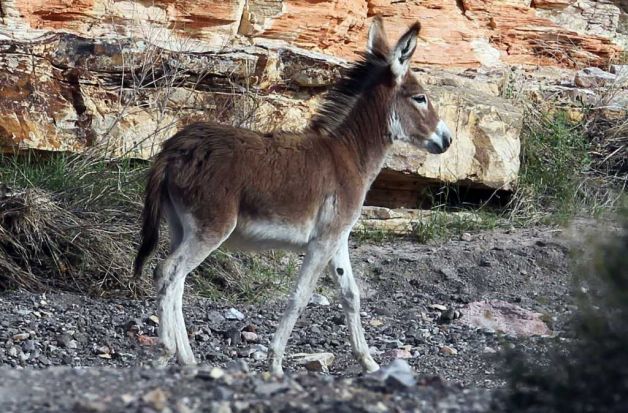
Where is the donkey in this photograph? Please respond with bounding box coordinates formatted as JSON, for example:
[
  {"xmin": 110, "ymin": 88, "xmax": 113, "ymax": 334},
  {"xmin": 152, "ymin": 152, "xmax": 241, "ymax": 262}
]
[{"xmin": 133, "ymin": 16, "xmax": 453, "ymax": 376}]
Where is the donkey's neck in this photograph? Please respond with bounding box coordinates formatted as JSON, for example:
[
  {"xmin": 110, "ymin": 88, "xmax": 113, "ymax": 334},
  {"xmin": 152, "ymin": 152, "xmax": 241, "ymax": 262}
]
[{"xmin": 333, "ymin": 92, "xmax": 393, "ymax": 184}]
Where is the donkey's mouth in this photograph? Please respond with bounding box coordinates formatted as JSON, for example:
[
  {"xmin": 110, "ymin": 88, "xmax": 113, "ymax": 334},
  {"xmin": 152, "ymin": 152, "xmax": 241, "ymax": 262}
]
[{"xmin": 426, "ymin": 120, "xmax": 453, "ymax": 154}]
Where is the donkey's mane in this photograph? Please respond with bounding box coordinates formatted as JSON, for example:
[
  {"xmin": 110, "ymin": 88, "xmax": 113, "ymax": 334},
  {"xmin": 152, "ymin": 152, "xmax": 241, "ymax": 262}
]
[{"xmin": 309, "ymin": 52, "xmax": 390, "ymax": 136}]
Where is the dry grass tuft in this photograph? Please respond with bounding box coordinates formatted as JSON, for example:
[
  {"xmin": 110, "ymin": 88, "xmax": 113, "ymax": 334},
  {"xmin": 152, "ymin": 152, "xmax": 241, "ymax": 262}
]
[{"xmin": 0, "ymin": 185, "xmax": 149, "ymax": 295}]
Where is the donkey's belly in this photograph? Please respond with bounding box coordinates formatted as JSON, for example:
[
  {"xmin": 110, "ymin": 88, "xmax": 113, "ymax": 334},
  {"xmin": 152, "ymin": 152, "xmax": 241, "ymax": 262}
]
[{"xmin": 223, "ymin": 218, "xmax": 312, "ymax": 252}]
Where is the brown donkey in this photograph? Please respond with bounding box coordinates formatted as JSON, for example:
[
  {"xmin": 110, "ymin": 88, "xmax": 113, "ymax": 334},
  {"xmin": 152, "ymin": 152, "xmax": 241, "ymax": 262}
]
[{"xmin": 134, "ymin": 17, "xmax": 453, "ymax": 375}]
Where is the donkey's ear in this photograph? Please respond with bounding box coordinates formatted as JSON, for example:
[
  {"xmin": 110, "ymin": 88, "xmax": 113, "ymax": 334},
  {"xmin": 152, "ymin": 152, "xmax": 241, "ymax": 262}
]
[
  {"xmin": 390, "ymin": 22, "xmax": 420, "ymax": 80},
  {"xmin": 367, "ymin": 15, "xmax": 389, "ymax": 57}
]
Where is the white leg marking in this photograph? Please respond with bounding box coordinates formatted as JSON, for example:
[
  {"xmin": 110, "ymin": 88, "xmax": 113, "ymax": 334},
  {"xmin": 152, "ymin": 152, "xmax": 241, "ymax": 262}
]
[
  {"xmin": 329, "ymin": 239, "xmax": 379, "ymax": 373},
  {"xmin": 155, "ymin": 228, "xmax": 232, "ymax": 367},
  {"xmin": 269, "ymin": 240, "xmax": 338, "ymax": 376}
]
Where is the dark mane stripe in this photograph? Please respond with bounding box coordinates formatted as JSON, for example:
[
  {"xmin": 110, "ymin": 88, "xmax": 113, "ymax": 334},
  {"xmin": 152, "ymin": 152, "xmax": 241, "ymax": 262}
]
[{"xmin": 309, "ymin": 52, "xmax": 389, "ymax": 135}]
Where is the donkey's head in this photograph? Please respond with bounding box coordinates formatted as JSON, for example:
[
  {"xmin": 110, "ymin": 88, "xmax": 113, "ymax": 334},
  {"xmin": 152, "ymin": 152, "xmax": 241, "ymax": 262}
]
[{"xmin": 368, "ymin": 17, "xmax": 453, "ymax": 154}]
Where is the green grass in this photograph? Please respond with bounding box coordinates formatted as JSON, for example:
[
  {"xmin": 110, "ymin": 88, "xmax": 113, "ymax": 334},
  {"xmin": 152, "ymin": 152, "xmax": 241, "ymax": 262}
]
[
  {"xmin": 0, "ymin": 151, "xmax": 147, "ymax": 210},
  {"xmin": 510, "ymin": 109, "xmax": 615, "ymax": 225},
  {"xmin": 412, "ymin": 209, "xmax": 501, "ymax": 243},
  {"xmin": 190, "ymin": 250, "xmax": 299, "ymax": 303}
]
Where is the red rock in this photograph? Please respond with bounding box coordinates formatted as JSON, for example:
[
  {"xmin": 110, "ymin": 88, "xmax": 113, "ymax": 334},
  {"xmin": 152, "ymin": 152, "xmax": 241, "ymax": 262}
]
[
  {"xmin": 458, "ymin": 300, "xmax": 552, "ymax": 337},
  {"xmin": 137, "ymin": 335, "xmax": 159, "ymax": 346}
]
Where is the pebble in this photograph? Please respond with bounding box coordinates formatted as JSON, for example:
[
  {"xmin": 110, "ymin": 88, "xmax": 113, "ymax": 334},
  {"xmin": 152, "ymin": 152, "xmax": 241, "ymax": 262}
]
[
  {"xmin": 252, "ymin": 351, "xmax": 267, "ymax": 361},
  {"xmin": 147, "ymin": 315, "xmax": 160, "ymax": 325},
  {"xmin": 291, "ymin": 352, "xmax": 335, "ymax": 373},
  {"xmin": 388, "ymin": 348, "xmax": 412, "ymax": 359},
  {"xmin": 12, "ymin": 332, "xmax": 30, "ymax": 341},
  {"xmin": 141, "ymin": 388, "xmax": 168, "ymax": 411},
  {"xmin": 225, "ymin": 308, "xmax": 245, "ymax": 321},
  {"xmin": 207, "ymin": 310, "xmax": 226, "ymax": 326},
  {"xmin": 429, "ymin": 304, "xmax": 447, "ymax": 312},
  {"xmin": 241, "ymin": 331, "xmax": 258, "ymax": 342},
  {"xmin": 461, "ymin": 233, "xmax": 472, "ymax": 242},
  {"xmin": 21, "ymin": 340, "xmax": 36, "ymax": 352},
  {"xmin": 440, "ymin": 345, "xmax": 458, "ymax": 356},
  {"xmin": 371, "ymin": 359, "xmax": 416, "ymax": 388},
  {"xmin": 309, "ymin": 293, "xmax": 330, "ymax": 306}
]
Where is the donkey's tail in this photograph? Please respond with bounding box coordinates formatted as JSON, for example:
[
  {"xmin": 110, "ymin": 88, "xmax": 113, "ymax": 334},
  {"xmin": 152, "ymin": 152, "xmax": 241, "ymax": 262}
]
[{"xmin": 133, "ymin": 158, "xmax": 168, "ymax": 278}]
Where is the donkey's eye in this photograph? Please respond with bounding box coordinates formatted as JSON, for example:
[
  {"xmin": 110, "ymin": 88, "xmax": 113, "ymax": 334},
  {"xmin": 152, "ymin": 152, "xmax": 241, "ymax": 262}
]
[{"xmin": 412, "ymin": 94, "xmax": 427, "ymax": 105}]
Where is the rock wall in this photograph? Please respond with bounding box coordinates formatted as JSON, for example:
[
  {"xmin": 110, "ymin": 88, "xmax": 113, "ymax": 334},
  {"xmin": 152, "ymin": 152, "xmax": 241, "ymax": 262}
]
[{"xmin": 0, "ymin": 0, "xmax": 625, "ymax": 207}]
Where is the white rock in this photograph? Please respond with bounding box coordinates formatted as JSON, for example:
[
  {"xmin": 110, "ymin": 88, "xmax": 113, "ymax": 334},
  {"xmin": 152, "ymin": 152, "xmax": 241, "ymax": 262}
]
[
  {"xmin": 290, "ymin": 352, "xmax": 335, "ymax": 373},
  {"xmin": 241, "ymin": 331, "xmax": 258, "ymax": 342},
  {"xmin": 440, "ymin": 345, "xmax": 458, "ymax": 355},
  {"xmin": 224, "ymin": 308, "xmax": 245, "ymax": 321},
  {"xmin": 309, "ymin": 293, "xmax": 330, "ymax": 306}
]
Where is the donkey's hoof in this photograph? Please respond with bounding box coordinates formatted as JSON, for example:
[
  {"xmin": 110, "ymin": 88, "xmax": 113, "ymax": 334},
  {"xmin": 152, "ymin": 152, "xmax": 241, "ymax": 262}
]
[
  {"xmin": 178, "ymin": 355, "xmax": 197, "ymax": 367},
  {"xmin": 365, "ymin": 362, "xmax": 380, "ymax": 373},
  {"xmin": 152, "ymin": 353, "xmax": 173, "ymax": 368}
]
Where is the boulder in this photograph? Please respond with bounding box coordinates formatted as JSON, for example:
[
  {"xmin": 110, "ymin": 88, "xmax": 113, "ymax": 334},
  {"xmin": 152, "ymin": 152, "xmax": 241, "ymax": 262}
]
[
  {"xmin": 574, "ymin": 67, "xmax": 617, "ymax": 88},
  {"xmin": 0, "ymin": 34, "xmax": 521, "ymax": 194}
]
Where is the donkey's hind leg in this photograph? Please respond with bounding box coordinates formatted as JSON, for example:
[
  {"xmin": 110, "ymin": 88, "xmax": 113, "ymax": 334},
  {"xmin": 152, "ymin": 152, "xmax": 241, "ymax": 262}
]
[
  {"xmin": 329, "ymin": 238, "xmax": 379, "ymax": 373},
  {"xmin": 155, "ymin": 215, "xmax": 235, "ymax": 367}
]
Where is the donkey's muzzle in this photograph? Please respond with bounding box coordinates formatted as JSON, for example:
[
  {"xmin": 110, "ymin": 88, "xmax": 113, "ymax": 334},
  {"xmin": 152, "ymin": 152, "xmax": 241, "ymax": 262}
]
[{"xmin": 426, "ymin": 120, "xmax": 453, "ymax": 154}]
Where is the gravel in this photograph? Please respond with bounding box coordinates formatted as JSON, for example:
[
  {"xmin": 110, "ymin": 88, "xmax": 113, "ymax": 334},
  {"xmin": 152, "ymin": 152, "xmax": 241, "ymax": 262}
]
[{"xmin": 0, "ymin": 225, "xmax": 578, "ymax": 411}]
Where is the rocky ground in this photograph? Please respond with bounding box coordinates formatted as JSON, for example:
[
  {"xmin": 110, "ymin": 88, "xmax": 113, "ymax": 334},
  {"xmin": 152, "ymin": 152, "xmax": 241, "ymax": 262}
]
[{"xmin": 0, "ymin": 225, "xmax": 583, "ymax": 412}]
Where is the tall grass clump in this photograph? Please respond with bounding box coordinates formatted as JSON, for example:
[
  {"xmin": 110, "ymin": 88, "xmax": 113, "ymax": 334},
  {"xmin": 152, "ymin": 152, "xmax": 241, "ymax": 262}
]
[{"xmin": 517, "ymin": 111, "xmax": 591, "ymax": 221}]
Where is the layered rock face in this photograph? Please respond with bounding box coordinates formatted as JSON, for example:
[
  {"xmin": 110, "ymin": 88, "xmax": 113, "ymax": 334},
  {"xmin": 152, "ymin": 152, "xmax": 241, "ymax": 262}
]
[{"xmin": 0, "ymin": 0, "xmax": 625, "ymax": 209}]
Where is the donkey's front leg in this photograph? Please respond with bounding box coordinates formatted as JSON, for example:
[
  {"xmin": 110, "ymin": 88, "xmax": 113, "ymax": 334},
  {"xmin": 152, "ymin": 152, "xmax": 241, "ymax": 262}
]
[
  {"xmin": 269, "ymin": 241, "xmax": 337, "ymax": 376},
  {"xmin": 329, "ymin": 238, "xmax": 379, "ymax": 373}
]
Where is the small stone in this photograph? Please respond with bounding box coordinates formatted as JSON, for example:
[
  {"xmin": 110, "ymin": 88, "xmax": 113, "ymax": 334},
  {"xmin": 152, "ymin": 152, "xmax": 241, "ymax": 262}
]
[
  {"xmin": 429, "ymin": 304, "xmax": 447, "ymax": 312},
  {"xmin": 208, "ymin": 367, "xmax": 225, "ymax": 380},
  {"xmin": 21, "ymin": 340, "xmax": 36, "ymax": 353},
  {"xmin": 57, "ymin": 333, "xmax": 74, "ymax": 348},
  {"xmin": 309, "ymin": 293, "xmax": 330, "ymax": 306},
  {"xmin": 461, "ymin": 232, "xmax": 472, "ymax": 242},
  {"xmin": 252, "ymin": 351, "xmax": 267, "ymax": 361},
  {"xmin": 148, "ymin": 315, "xmax": 160, "ymax": 325},
  {"xmin": 371, "ymin": 359, "xmax": 416, "ymax": 388},
  {"xmin": 388, "ymin": 348, "xmax": 412, "ymax": 359},
  {"xmin": 137, "ymin": 335, "xmax": 159, "ymax": 346},
  {"xmin": 12, "ymin": 332, "xmax": 30, "ymax": 341},
  {"xmin": 369, "ymin": 318, "xmax": 384, "ymax": 328},
  {"xmin": 142, "ymin": 388, "xmax": 168, "ymax": 411},
  {"xmin": 291, "ymin": 352, "xmax": 335, "ymax": 373},
  {"xmin": 95, "ymin": 345, "xmax": 111, "ymax": 356},
  {"xmin": 438, "ymin": 308, "xmax": 457, "ymax": 324},
  {"xmin": 440, "ymin": 345, "xmax": 458, "ymax": 355},
  {"xmin": 207, "ymin": 310, "xmax": 226, "ymax": 326},
  {"xmin": 8, "ymin": 346, "xmax": 18, "ymax": 357},
  {"xmin": 120, "ymin": 394, "xmax": 135, "ymax": 405},
  {"xmin": 241, "ymin": 331, "xmax": 258, "ymax": 342},
  {"xmin": 67, "ymin": 340, "xmax": 78, "ymax": 350},
  {"xmin": 225, "ymin": 308, "xmax": 245, "ymax": 321}
]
